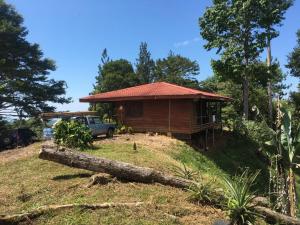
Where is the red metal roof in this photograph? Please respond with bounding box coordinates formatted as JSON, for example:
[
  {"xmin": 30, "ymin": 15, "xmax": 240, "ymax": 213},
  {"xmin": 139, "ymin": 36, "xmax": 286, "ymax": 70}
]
[{"xmin": 79, "ymin": 82, "xmax": 231, "ymax": 102}]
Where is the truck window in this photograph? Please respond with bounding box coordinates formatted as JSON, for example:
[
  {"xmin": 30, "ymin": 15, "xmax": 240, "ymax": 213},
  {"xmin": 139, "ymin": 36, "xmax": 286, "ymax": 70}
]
[
  {"xmin": 89, "ymin": 117, "xmax": 101, "ymax": 125},
  {"xmin": 93, "ymin": 117, "xmax": 101, "ymax": 124},
  {"xmin": 75, "ymin": 117, "xmax": 87, "ymax": 125}
]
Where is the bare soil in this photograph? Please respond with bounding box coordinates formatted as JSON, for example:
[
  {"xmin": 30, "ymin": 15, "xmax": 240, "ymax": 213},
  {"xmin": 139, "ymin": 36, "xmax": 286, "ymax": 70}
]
[{"xmin": 0, "ymin": 142, "xmax": 41, "ymax": 164}]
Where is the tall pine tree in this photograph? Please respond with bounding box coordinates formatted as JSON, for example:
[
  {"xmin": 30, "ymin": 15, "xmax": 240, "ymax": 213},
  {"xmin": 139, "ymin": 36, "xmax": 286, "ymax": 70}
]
[{"xmin": 135, "ymin": 42, "xmax": 155, "ymax": 84}]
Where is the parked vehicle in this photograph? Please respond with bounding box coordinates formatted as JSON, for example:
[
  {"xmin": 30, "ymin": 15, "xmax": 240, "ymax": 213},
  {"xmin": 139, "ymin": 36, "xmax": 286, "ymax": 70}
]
[
  {"xmin": 0, "ymin": 128, "xmax": 37, "ymax": 150},
  {"xmin": 74, "ymin": 116, "xmax": 115, "ymax": 138},
  {"xmin": 42, "ymin": 116, "xmax": 115, "ymax": 140}
]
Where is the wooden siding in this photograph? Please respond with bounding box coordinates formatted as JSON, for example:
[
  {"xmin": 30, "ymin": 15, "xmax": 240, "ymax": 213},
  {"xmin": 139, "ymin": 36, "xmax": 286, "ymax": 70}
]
[
  {"xmin": 115, "ymin": 99, "xmax": 221, "ymax": 135},
  {"xmin": 115, "ymin": 99, "xmax": 193, "ymax": 134}
]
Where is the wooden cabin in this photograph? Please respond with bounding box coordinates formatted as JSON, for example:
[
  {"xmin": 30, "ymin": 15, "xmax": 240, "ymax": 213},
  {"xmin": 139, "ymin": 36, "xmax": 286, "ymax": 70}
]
[{"xmin": 80, "ymin": 82, "xmax": 231, "ymax": 140}]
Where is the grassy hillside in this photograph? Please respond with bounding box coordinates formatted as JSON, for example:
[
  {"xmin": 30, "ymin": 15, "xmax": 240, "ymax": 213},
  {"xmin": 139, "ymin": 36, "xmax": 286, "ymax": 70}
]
[{"xmin": 0, "ymin": 133, "xmax": 293, "ymax": 224}]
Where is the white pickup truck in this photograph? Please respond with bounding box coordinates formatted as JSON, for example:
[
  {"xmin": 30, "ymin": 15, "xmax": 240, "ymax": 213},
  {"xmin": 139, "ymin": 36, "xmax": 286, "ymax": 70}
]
[{"xmin": 43, "ymin": 116, "xmax": 115, "ymax": 140}]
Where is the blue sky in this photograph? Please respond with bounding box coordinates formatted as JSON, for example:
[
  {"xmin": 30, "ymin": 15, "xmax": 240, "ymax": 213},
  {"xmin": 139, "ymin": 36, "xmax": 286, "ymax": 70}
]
[{"xmin": 7, "ymin": 0, "xmax": 300, "ymax": 111}]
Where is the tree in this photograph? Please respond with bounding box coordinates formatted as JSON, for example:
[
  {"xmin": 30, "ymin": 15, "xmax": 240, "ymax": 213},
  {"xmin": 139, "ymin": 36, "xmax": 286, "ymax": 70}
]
[
  {"xmin": 287, "ymin": 30, "xmax": 300, "ymax": 115},
  {"xmin": 199, "ymin": 0, "xmax": 266, "ymax": 119},
  {"xmin": 258, "ymin": 0, "xmax": 293, "ymax": 124},
  {"xmin": 96, "ymin": 59, "xmax": 139, "ymax": 92},
  {"xmin": 100, "ymin": 48, "xmax": 110, "ymax": 65},
  {"xmin": 154, "ymin": 51, "xmax": 200, "ymax": 89},
  {"xmin": 0, "ymin": 0, "xmax": 70, "ymax": 116},
  {"xmin": 92, "ymin": 59, "xmax": 139, "ymax": 119},
  {"xmin": 136, "ymin": 42, "xmax": 155, "ymax": 84},
  {"xmin": 93, "ymin": 49, "xmax": 111, "ymax": 95}
]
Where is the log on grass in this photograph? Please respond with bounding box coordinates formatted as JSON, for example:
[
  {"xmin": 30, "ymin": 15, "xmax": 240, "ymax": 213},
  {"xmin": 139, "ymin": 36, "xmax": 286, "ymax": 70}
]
[
  {"xmin": 39, "ymin": 146, "xmax": 300, "ymax": 225},
  {"xmin": 254, "ymin": 206, "xmax": 300, "ymax": 225},
  {"xmin": 39, "ymin": 145, "xmax": 193, "ymax": 189},
  {"xmin": 0, "ymin": 202, "xmax": 144, "ymax": 224}
]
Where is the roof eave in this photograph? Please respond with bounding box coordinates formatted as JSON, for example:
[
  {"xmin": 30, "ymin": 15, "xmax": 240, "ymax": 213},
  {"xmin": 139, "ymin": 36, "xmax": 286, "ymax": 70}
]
[{"xmin": 79, "ymin": 94, "xmax": 231, "ymax": 103}]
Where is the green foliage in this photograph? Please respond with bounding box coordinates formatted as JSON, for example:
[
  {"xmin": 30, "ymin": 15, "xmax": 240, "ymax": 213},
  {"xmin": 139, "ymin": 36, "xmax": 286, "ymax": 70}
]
[
  {"xmin": 91, "ymin": 54, "xmax": 140, "ymax": 119},
  {"xmin": 199, "ymin": 0, "xmax": 290, "ymax": 119},
  {"xmin": 116, "ymin": 125, "xmax": 134, "ymax": 134},
  {"xmin": 172, "ymin": 162, "xmax": 198, "ymax": 180},
  {"xmin": 95, "ymin": 59, "xmax": 139, "ymax": 93},
  {"xmin": 0, "ymin": 1, "xmax": 70, "ymax": 116},
  {"xmin": 266, "ymin": 106, "xmax": 300, "ymax": 164},
  {"xmin": 53, "ymin": 120, "xmax": 93, "ymax": 149},
  {"xmin": 222, "ymin": 169, "xmax": 260, "ymax": 225},
  {"xmin": 237, "ymin": 119, "xmax": 274, "ymax": 152},
  {"xmin": 287, "ymin": 30, "xmax": 300, "ymax": 114},
  {"xmin": 287, "ymin": 30, "xmax": 300, "ymax": 78},
  {"xmin": 10, "ymin": 118, "xmax": 44, "ymax": 139},
  {"xmin": 154, "ymin": 51, "xmax": 200, "ymax": 89},
  {"xmin": 136, "ymin": 42, "xmax": 155, "ymax": 84},
  {"xmin": 187, "ymin": 175, "xmax": 222, "ymax": 205}
]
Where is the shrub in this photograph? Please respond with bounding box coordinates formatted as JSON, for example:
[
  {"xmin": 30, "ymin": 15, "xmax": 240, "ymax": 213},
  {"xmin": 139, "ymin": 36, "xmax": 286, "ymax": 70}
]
[
  {"xmin": 187, "ymin": 176, "xmax": 221, "ymax": 205},
  {"xmin": 116, "ymin": 124, "xmax": 134, "ymax": 134},
  {"xmin": 222, "ymin": 169, "xmax": 260, "ymax": 225},
  {"xmin": 172, "ymin": 162, "xmax": 198, "ymax": 180},
  {"xmin": 53, "ymin": 120, "xmax": 93, "ymax": 149}
]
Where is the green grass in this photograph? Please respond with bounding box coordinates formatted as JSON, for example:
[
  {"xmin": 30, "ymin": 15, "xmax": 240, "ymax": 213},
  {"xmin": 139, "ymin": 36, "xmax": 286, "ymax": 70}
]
[
  {"xmin": 0, "ymin": 133, "xmax": 292, "ymax": 224},
  {"xmin": 0, "ymin": 138, "xmax": 226, "ymax": 225}
]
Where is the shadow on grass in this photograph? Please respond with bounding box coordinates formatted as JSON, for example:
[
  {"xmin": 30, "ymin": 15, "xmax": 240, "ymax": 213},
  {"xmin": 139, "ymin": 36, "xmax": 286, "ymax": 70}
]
[
  {"xmin": 203, "ymin": 133, "xmax": 269, "ymax": 194},
  {"xmin": 52, "ymin": 172, "xmax": 93, "ymax": 181},
  {"xmin": 175, "ymin": 131, "xmax": 270, "ymax": 195}
]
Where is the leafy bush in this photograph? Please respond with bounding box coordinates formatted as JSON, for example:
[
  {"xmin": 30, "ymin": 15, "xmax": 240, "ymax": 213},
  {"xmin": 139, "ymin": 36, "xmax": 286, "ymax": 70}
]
[
  {"xmin": 116, "ymin": 125, "xmax": 134, "ymax": 134},
  {"xmin": 242, "ymin": 120, "xmax": 274, "ymax": 148},
  {"xmin": 222, "ymin": 169, "xmax": 260, "ymax": 225},
  {"xmin": 53, "ymin": 120, "xmax": 93, "ymax": 149}
]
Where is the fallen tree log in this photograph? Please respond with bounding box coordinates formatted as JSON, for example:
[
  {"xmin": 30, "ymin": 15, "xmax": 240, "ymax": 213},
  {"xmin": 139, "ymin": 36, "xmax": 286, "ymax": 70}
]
[
  {"xmin": 39, "ymin": 145, "xmax": 193, "ymax": 189},
  {"xmin": 254, "ymin": 206, "xmax": 300, "ymax": 225},
  {"xmin": 39, "ymin": 146, "xmax": 300, "ymax": 225},
  {"xmin": 0, "ymin": 202, "xmax": 144, "ymax": 224}
]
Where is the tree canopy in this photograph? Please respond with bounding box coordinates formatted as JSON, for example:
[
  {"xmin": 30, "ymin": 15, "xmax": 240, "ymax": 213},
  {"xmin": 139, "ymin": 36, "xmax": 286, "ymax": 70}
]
[
  {"xmin": 199, "ymin": 0, "xmax": 267, "ymax": 119},
  {"xmin": 0, "ymin": 0, "xmax": 70, "ymax": 116},
  {"xmin": 154, "ymin": 51, "xmax": 200, "ymax": 89},
  {"xmin": 287, "ymin": 30, "xmax": 300, "ymax": 113},
  {"xmin": 93, "ymin": 59, "xmax": 139, "ymax": 93},
  {"xmin": 0, "ymin": 0, "xmax": 70, "ymax": 115}
]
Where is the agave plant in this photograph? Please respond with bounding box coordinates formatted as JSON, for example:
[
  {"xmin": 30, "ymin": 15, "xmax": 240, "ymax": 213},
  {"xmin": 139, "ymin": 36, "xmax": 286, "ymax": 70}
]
[
  {"xmin": 172, "ymin": 162, "xmax": 198, "ymax": 180},
  {"xmin": 187, "ymin": 175, "xmax": 221, "ymax": 205},
  {"xmin": 222, "ymin": 169, "xmax": 260, "ymax": 225}
]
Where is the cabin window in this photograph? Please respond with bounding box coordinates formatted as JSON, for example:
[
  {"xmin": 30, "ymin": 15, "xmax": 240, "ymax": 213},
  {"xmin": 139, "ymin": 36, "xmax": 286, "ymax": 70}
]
[
  {"xmin": 125, "ymin": 102, "xmax": 143, "ymax": 118},
  {"xmin": 196, "ymin": 101, "xmax": 221, "ymax": 125}
]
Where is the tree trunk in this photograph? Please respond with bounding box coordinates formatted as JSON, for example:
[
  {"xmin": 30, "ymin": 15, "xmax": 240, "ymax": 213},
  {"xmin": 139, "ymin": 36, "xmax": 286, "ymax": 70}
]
[
  {"xmin": 288, "ymin": 167, "xmax": 297, "ymax": 217},
  {"xmin": 254, "ymin": 206, "xmax": 300, "ymax": 225},
  {"xmin": 39, "ymin": 145, "xmax": 193, "ymax": 189},
  {"xmin": 242, "ymin": 76, "xmax": 249, "ymax": 119},
  {"xmin": 267, "ymin": 38, "xmax": 273, "ymax": 125}
]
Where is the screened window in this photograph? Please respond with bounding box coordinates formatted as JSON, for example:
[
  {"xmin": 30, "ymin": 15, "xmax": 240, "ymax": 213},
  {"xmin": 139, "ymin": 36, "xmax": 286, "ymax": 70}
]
[{"xmin": 125, "ymin": 102, "xmax": 143, "ymax": 118}]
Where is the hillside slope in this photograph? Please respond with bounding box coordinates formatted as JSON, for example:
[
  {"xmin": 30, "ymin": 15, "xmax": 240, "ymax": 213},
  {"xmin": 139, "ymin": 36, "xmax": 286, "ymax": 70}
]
[{"xmin": 0, "ymin": 133, "xmax": 285, "ymax": 224}]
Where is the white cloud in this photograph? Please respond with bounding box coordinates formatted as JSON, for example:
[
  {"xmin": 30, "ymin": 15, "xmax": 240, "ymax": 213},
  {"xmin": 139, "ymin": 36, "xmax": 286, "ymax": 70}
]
[{"xmin": 174, "ymin": 37, "xmax": 201, "ymax": 48}]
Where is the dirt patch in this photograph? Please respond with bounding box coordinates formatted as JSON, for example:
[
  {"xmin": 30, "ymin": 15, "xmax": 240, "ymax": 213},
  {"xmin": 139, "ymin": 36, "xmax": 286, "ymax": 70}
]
[
  {"xmin": 0, "ymin": 142, "xmax": 42, "ymax": 164},
  {"xmin": 95, "ymin": 133, "xmax": 178, "ymax": 151}
]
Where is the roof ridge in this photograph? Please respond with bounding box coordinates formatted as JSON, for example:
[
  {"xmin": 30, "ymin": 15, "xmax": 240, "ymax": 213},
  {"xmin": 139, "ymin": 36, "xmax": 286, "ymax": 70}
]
[
  {"xmin": 92, "ymin": 82, "xmax": 157, "ymax": 96},
  {"xmin": 161, "ymin": 82, "xmax": 202, "ymax": 94}
]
